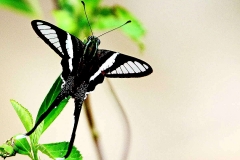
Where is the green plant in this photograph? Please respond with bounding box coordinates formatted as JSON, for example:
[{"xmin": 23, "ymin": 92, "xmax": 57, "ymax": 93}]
[{"xmin": 0, "ymin": 0, "xmax": 145, "ymax": 159}]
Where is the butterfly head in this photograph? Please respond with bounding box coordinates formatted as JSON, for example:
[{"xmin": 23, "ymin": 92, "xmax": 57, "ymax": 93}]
[
  {"xmin": 83, "ymin": 36, "xmax": 100, "ymax": 60},
  {"xmin": 86, "ymin": 36, "xmax": 100, "ymax": 45}
]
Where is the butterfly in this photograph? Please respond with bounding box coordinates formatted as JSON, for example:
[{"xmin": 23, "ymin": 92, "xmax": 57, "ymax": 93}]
[{"xmin": 19, "ymin": 15, "xmax": 152, "ymax": 159}]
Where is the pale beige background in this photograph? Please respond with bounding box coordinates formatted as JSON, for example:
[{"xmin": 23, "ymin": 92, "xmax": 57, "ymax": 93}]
[{"xmin": 1, "ymin": 0, "xmax": 240, "ymax": 160}]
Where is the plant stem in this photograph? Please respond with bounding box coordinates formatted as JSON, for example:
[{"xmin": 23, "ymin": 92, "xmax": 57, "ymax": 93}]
[
  {"xmin": 84, "ymin": 80, "xmax": 131, "ymax": 160},
  {"xmin": 32, "ymin": 148, "xmax": 39, "ymax": 160},
  {"xmin": 84, "ymin": 97, "xmax": 103, "ymax": 160},
  {"xmin": 106, "ymin": 79, "xmax": 131, "ymax": 160}
]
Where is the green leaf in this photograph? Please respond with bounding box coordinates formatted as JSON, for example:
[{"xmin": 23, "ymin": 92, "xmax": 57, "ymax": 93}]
[
  {"xmin": 115, "ymin": 6, "xmax": 146, "ymax": 51},
  {"xmin": 13, "ymin": 135, "xmax": 32, "ymax": 157},
  {"xmin": 93, "ymin": 6, "xmax": 146, "ymax": 51},
  {"xmin": 52, "ymin": 10, "xmax": 79, "ymax": 35},
  {"xmin": 53, "ymin": 10, "xmax": 90, "ymax": 38},
  {"xmin": 36, "ymin": 76, "xmax": 70, "ymax": 134},
  {"xmin": 38, "ymin": 142, "xmax": 82, "ymax": 160},
  {"xmin": 84, "ymin": 0, "xmax": 101, "ymax": 11},
  {"xmin": 31, "ymin": 120, "xmax": 44, "ymax": 145},
  {"xmin": 0, "ymin": 0, "xmax": 39, "ymax": 16},
  {"xmin": 10, "ymin": 99, "xmax": 33, "ymax": 132},
  {"xmin": 58, "ymin": 0, "xmax": 100, "ymax": 15},
  {"xmin": 54, "ymin": 0, "xmax": 146, "ymax": 51}
]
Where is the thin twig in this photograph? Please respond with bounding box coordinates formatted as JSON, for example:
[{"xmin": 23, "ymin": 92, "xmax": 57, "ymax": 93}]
[
  {"xmin": 106, "ymin": 79, "xmax": 131, "ymax": 160},
  {"xmin": 84, "ymin": 97, "xmax": 103, "ymax": 160}
]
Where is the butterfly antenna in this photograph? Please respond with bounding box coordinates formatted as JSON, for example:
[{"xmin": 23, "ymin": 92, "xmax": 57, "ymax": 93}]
[
  {"xmin": 81, "ymin": 1, "xmax": 94, "ymax": 36},
  {"xmin": 97, "ymin": 20, "xmax": 131, "ymax": 38}
]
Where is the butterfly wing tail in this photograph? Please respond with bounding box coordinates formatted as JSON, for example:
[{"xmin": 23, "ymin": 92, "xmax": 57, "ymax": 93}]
[
  {"xmin": 61, "ymin": 83, "xmax": 88, "ymax": 159},
  {"xmin": 25, "ymin": 92, "xmax": 67, "ymax": 136}
]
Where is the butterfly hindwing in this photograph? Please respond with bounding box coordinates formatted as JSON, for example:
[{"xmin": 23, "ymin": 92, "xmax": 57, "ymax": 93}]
[
  {"xmin": 31, "ymin": 20, "xmax": 85, "ymax": 82},
  {"xmin": 96, "ymin": 49, "xmax": 153, "ymax": 78},
  {"xmin": 87, "ymin": 49, "xmax": 152, "ymax": 94}
]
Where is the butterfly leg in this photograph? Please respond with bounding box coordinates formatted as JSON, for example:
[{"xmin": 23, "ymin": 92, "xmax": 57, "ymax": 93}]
[{"xmin": 58, "ymin": 83, "xmax": 88, "ymax": 159}]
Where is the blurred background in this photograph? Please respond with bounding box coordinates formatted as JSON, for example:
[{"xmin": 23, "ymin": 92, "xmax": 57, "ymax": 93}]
[{"xmin": 1, "ymin": 0, "xmax": 240, "ymax": 159}]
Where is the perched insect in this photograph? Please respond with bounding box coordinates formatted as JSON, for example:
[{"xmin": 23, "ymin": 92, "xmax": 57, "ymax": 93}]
[{"xmin": 18, "ymin": 1, "xmax": 152, "ymax": 159}]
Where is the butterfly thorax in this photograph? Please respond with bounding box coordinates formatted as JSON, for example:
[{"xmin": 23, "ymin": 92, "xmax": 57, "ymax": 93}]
[
  {"xmin": 72, "ymin": 36, "xmax": 101, "ymax": 88},
  {"xmin": 83, "ymin": 36, "xmax": 100, "ymax": 62}
]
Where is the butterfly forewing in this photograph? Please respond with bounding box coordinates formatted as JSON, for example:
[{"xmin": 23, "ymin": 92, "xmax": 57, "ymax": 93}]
[
  {"xmin": 32, "ymin": 20, "xmax": 66, "ymax": 57},
  {"xmin": 31, "ymin": 20, "xmax": 84, "ymax": 83}
]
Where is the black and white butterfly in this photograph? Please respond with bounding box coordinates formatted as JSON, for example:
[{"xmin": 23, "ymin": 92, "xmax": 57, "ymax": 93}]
[{"xmin": 19, "ymin": 15, "xmax": 152, "ymax": 159}]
